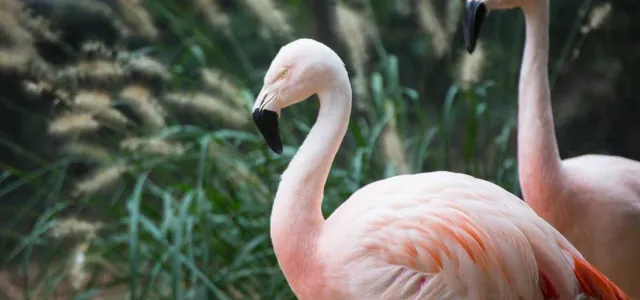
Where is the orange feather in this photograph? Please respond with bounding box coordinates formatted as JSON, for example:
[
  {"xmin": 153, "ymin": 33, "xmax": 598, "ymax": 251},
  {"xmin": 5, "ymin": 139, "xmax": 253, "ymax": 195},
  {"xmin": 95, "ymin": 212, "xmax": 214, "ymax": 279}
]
[{"xmin": 570, "ymin": 254, "xmax": 630, "ymax": 300}]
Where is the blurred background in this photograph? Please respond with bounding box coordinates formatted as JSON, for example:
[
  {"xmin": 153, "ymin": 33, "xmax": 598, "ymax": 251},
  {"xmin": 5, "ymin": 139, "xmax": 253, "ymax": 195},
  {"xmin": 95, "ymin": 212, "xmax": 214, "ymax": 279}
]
[{"xmin": 0, "ymin": 0, "xmax": 637, "ymax": 298}]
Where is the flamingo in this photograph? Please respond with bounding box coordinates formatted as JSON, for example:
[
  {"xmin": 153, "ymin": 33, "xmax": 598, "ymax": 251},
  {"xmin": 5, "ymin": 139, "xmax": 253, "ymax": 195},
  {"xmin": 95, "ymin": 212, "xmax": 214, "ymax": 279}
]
[
  {"xmin": 251, "ymin": 38, "xmax": 628, "ymax": 299},
  {"xmin": 463, "ymin": 0, "xmax": 640, "ymax": 297}
]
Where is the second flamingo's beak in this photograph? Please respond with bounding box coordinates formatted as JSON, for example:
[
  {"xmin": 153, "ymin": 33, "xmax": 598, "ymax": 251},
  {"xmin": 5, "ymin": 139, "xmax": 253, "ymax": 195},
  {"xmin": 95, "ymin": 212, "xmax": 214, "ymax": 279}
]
[
  {"xmin": 463, "ymin": 0, "xmax": 488, "ymax": 54},
  {"xmin": 252, "ymin": 86, "xmax": 283, "ymax": 155}
]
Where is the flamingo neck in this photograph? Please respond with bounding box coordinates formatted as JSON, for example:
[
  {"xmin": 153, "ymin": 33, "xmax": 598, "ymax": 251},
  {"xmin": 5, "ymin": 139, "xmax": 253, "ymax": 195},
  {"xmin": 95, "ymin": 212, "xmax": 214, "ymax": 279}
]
[
  {"xmin": 270, "ymin": 79, "xmax": 352, "ymax": 287},
  {"xmin": 517, "ymin": 1, "xmax": 565, "ymax": 213}
]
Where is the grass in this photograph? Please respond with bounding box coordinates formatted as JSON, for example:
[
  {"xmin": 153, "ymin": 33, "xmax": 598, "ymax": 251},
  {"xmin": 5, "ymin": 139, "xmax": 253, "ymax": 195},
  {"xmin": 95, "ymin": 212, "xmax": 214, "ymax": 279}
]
[
  {"xmin": 0, "ymin": 0, "xmax": 597, "ymax": 298},
  {"xmin": 0, "ymin": 66, "xmax": 518, "ymax": 300}
]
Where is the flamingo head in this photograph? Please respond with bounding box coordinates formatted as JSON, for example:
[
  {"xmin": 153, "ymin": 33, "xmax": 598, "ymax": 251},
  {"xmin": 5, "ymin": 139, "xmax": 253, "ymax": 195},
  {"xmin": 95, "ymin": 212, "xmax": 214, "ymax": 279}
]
[
  {"xmin": 464, "ymin": 0, "xmax": 524, "ymax": 54},
  {"xmin": 252, "ymin": 38, "xmax": 346, "ymax": 154}
]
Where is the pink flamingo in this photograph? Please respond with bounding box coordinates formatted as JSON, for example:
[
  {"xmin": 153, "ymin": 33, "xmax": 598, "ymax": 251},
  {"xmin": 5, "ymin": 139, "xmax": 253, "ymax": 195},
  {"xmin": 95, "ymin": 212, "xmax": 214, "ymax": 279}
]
[
  {"xmin": 251, "ymin": 38, "xmax": 628, "ymax": 299},
  {"xmin": 463, "ymin": 0, "xmax": 640, "ymax": 297}
]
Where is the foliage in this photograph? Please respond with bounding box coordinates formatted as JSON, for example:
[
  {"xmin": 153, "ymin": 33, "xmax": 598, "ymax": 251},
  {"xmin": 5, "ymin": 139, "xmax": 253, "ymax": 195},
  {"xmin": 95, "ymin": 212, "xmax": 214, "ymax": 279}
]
[{"xmin": 0, "ymin": 0, "xmax": 625, "ymax": 298}]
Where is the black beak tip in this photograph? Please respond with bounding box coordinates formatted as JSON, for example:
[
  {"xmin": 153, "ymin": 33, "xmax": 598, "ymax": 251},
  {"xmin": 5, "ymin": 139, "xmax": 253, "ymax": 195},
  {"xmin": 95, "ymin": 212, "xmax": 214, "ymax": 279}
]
[
  {"xmin": 466, "ymin": 45, "xmax": 475, "ymax": 54},
  {"xmin": 272, "ymin": 145, "xmax": 283, "ymax": 155},
  {"xmin": 463, "ymin": 0, "xmax": 486, "ymax": 55},
  {"xmin": 252, "ymin": 109, "xmax": 283, "ymax": 155}
]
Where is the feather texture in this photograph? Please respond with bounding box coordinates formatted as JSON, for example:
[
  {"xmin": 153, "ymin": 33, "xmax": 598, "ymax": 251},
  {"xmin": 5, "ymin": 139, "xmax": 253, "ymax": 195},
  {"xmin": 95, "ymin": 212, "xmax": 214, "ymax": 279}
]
[{"xmin": 316, "ymin": 172, "xmax": 627, "ymax": 299}]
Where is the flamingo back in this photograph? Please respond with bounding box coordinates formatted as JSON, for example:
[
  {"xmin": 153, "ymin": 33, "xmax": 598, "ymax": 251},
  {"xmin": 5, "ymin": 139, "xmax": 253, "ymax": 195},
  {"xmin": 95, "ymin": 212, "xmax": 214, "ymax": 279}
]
[{"xmin": 318, "ymin": 172, "xmax": 629, "ymax": 300}]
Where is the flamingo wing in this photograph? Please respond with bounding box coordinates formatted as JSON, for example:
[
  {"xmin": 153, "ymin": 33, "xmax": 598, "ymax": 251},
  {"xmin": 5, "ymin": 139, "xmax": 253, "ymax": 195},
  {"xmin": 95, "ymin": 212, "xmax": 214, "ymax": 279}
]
[{"xmin": 321, "ymin": 172, "xmax": 629, "ymax": 299}]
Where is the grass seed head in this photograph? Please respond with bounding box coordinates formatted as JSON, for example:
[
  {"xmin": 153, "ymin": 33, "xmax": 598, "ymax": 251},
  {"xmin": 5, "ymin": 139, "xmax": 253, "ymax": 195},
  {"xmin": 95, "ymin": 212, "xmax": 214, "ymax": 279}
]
[
  {"xmin": 73, "ymin": 164, "xmax": 129, "ymax": 196},
  {"xmin": 336, "ymin": 3, "xmax": 371, "ymax": 102},
  {"xmin": 119, "ymin": 84, "xmax": 167, "ymax": 130},
  {"xmin": 417, "ymin": 0, "xmax": 449, "ymax": 58},
  {"xmin": 457, "ymin": 41, "xmax": 486, "ymax": 89},
  {"xmin": 49, "ymin": 113, "xmax": 100, "ymax": 137},
  {"xmin": 163, "ymin": 92, "xmax": 248, "ymax": 127},
  {"xmin": 193, "ymin": 0, "xmax": 230, "ymax": 31},
  {"xmin": 381, "ymin": 102, "xmax": 410, "ymax": 175},
  {"xmin": 120, "ymin": 137, "xmax": 185, "ymax": 157},
  {"xmin": 240, "ymin": 0, "xmax": 293, "ymax": 39}
]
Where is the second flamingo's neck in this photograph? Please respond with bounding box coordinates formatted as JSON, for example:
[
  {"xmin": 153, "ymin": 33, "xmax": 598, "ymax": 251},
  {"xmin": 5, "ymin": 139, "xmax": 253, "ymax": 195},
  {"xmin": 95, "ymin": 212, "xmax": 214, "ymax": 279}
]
[
  {"xmin": 517, "ymin": 1, "xmax": 564, "ymax": 211},
  {"xmin": 270, "ymin": 80, "xmax": 352, "ymax": 285}
]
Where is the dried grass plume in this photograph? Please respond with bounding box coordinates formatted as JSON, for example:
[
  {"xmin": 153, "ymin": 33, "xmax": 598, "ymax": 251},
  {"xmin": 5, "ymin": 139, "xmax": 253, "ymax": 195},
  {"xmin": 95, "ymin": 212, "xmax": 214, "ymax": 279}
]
[
  {"xmin": 336, "ymin": 3, "xmax": 371, "ymax": 108},
  {"xmin": 583, "ymin": 2, "xmax": 612, "ymax": 33},
  {"xmin": 120, "ymin": 137, "xmax": 185, "ymax": 157},
  {"xmin": 73, "ymin": 164, "xmax": 130, "ymax": 196},
  {"xmin": 416, "ymin": 0, "xmax": 461, "ymax": 59},
  {"xmin": 240, "ymin": 0, "xmax": 293, "ymax": 39},
  {"xmin": 381, "ymin": 102, "xmax": 410, "ymax": 175},
  {"xmin": 456, "ymin": 41, "xmax": 486, "ymax": 89},
  {"xmin": 49, "ymin": 113, "xmax": 101, "ymax": 137},
  {"xmin": 193, "ymin": 0, "xmax": 231, "ymax": 31},
  {"xmin": 163, "ymin": 92, "xmax": 248, "ymax": 128}
]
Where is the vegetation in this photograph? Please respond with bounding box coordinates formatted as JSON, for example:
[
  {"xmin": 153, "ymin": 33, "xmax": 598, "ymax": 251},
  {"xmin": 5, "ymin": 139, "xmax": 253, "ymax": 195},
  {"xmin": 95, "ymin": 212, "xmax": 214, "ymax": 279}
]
[{"xmin": 0, "ymin": 0, "xmax": 633, "ymax": 299}]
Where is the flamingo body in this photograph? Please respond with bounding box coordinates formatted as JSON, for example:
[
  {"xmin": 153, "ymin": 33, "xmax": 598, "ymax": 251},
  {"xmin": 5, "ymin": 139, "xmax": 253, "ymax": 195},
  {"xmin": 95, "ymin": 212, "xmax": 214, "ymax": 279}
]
[
  {"xmin": 556, "ymin": 154, "xmax": 640, "ymax": 293},
  {"xmin": 251, "ymin": 38, "xmax": 628, "ymax": 299},
  {"xmin": 463, "ymin": 0, "xmax": 640, "ymax": 296},
  {"xmin": 315, "ymin": 171, "xmax": 623, "ymax": 299}
]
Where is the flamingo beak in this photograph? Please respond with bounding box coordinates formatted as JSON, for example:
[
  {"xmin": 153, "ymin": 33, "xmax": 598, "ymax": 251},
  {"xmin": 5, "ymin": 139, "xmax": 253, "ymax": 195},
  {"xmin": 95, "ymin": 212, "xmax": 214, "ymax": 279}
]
[
  {"xmin": 463, "ymin": 0, "xmax": 488, "ymax": 54},
  {"xmin": 252, "ymin": 85, "xmax": 283, "ymax": 155}
]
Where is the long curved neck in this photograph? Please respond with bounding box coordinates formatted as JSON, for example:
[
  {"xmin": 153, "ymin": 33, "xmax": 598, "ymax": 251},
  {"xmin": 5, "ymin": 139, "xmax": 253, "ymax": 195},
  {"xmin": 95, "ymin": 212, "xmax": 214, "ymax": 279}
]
[
  {"xmin": 270, "ymin": 79, "xmax": 352, "ymax": 286},
  {"xmin": 517, "ymin": 1, "xmax": 565, "ymax": 212}
]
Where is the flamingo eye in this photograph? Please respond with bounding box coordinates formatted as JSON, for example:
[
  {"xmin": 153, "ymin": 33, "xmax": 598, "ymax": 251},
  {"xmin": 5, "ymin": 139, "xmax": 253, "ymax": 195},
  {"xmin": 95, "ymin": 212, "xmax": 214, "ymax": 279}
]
[{"xmin": 280, "ymin": 70, "xmax": 288, "ymax": 78}]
